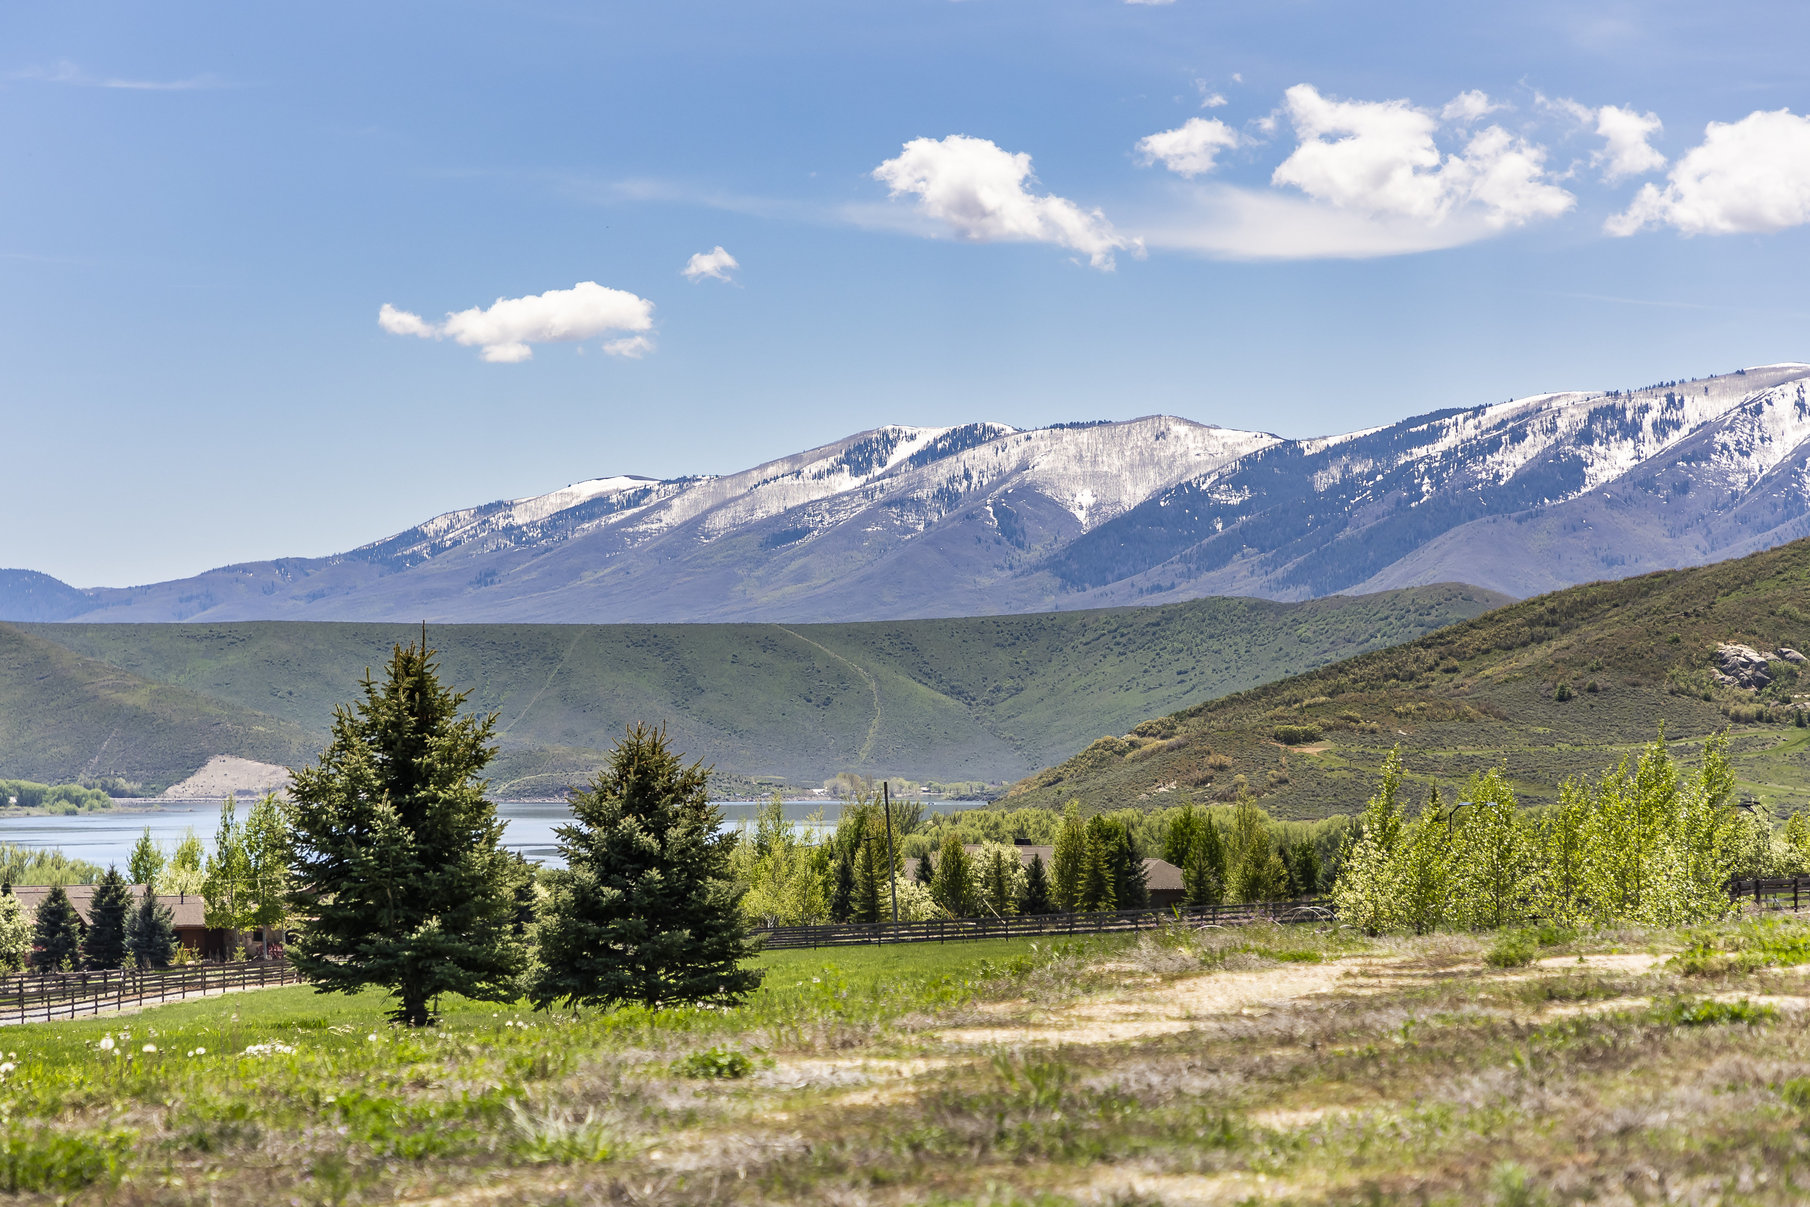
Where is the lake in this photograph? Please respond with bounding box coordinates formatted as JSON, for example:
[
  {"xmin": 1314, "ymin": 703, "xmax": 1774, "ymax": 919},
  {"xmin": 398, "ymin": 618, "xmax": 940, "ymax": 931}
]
[{"xmin": 0, "ymin": 797, "xmax": 982, "ymax": 872}]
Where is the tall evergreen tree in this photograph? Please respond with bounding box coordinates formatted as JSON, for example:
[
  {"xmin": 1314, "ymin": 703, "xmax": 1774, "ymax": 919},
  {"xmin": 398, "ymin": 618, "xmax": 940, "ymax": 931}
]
[
  {"xmin": 84, "ymin": 867, "xmax": 132, "ymax": 970},
  {"xmin": 125, "ymin": 890, "xmax": 178, "ymax": 969},
  {"xmin": 1020, "ymin": 853, "xmax": 1053, "ymax": 915},
  {"xmin": 527, "ymin": 724, "xmax": 761, "ymax": 1011},
  {"xmin": 1163, "ymin": 803, "xmax": 1203, "ymax": 867},
  {"xmin": 930, "ymin": 833, "xmax": 977, "ymax": 917},
  {"xmin": 287, "ymin": 637, "xmax": 528, "ymax": 1026},
  {"xmin": 1077, "ymin": 817, "xmax": 1117, "ymax": 912},
  {"xmin": 31, "ymin": 884, "xmax": 84, "ymax": 972},
  {"xmin": 1183, "ymin": 817, "xmax": 1226, "ymax": 906},
  {"xmin": 828, "ymin": 849, "xmax": 855, "ymax": 922},
  {"xmin": 914, "ymin": 849, "xmax": 935, "ymax": 888},
  {"xmin": 849, "ymin": 814, "xmax": 890, "ymax": 924},
  {"xmin": 1101, "ymin": 818, "xmax": 1148, "ymax": 909},
  {"xmin": 1051, "ymin": 804, "xmax": 1087, "ymax": 911}
]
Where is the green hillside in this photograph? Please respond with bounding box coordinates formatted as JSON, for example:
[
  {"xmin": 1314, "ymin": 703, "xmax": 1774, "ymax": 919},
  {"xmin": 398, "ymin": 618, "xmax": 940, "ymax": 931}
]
[
  {"xmin": 0, "ymin": 623, "xmax": 314, "ymax": 790},
  {"xmin": 1007, "ymin": 538, "xmax": 1810, "ymax": 818},
  {"xmin": 17, "ymin": 583, "xmax": 1501, "ymax": 796}
]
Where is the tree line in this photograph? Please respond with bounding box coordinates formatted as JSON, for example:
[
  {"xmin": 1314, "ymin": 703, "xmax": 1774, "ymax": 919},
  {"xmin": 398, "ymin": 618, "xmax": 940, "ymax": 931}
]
[{"xmin": 1331, "ymin": 729, "xmax": 1764, "ymax": 933}]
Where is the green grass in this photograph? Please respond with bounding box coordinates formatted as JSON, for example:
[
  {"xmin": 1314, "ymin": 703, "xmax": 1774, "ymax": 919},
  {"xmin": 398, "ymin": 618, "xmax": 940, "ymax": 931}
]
[
  {"xmin": 16, "ymin": 921, "xmax": 1810, "ymax": 1203},
  {"xmin": 1008, "ymin": 536, "xmax": 1810, "ymax": 817},
  {"xmin": 9, "ymin": 584, "xmax": 1499, "ymax": 793}
]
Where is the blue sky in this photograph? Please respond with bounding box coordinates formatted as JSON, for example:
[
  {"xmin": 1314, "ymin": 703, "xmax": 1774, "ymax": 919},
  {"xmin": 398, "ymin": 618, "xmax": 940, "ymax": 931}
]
[{"xmin": 4, "ymin": 1, "xmax": 1809, "ymax": 586}]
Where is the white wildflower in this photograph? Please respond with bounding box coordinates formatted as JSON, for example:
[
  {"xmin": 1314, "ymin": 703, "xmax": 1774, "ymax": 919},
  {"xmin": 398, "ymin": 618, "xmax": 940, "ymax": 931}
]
[
  {"xmin": 241, "ymin": 1042, "xmax": 296, "ymax": 1057},
  {"xmin": 141, "ymin": 1044, "xmax": 157, "ymax": 1054},
  {"xmin": 97, "ymin": 1036, "xmax": 115, "ymax": 1052}
]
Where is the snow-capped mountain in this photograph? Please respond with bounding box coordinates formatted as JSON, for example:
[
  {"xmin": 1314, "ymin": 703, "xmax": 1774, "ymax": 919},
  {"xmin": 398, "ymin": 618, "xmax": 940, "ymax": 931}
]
[{"xmin": 9, "ymin": 363, "xmax": 1810, "ymax": 623}]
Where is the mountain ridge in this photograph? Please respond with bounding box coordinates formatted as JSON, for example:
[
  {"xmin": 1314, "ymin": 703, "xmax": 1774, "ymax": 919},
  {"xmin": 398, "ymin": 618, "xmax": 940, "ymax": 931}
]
[{"xmin": 7, "ymin": 362, "xmax": 1808, "ymax": 624}]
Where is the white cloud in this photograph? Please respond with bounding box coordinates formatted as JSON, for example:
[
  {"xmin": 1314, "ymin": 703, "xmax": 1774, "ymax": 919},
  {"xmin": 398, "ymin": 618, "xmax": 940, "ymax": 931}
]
[
  {"xmin": 1441, "ymin": 90, "xmax": 1504, "ymax": 124},
  {"xmin": 11, "ymin": 59, "xmax": 225, "ymax": 91},
  {"xmin": 681, "ymin": 246, "xmax": 739, "ymax": 282},
  {"xmin": 1593, "ymin": 105, "xmax": 1666, "ymax": 181},
  {"xmin": 1136, "ymin": 117, "xmax": 1241, "ymax": 178},
  {"xmin": 1271, "ymin": 84, "xmax": 1572, "ymax": 229},
  {"xmin": 1200, "ymin": 91, "xmax": 1227, "ymax": 109},
  {"xmin": 378, "ymin": 281, "xmax": 656, "ymax": 364},
  {"xmin": 1609, "ymin": 108, "xmax": 1810, "ymax": 236},
  {"xmin": 1137, "ymin": 186, "xmax": 1499, "ymax": 261},
  {"xmin": 872, "ymin": 134, "xmax": 1138, "ymax": 269}
]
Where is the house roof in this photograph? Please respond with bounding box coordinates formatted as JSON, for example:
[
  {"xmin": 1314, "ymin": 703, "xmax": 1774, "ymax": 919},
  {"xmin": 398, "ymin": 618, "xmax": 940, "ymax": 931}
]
[{"xmin": 11, "ymin": 885, "xmax": 208, "ymax": 930}]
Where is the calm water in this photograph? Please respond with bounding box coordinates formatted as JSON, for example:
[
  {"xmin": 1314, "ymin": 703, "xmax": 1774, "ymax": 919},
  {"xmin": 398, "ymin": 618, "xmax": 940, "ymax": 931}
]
[{"xmin": 0, "ymin": 798, "xmax": 980, "ymax": 872}]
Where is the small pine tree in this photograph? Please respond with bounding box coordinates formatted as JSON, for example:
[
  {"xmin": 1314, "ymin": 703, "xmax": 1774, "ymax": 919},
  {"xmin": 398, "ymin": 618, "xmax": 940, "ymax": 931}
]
[
  {"xmin": 1021, "ymin": 853, "xmax": 1053, "ymax": 915},
  {"xmin": 978, "ymin": 847, "xmax": 1020, "ymax": 917},
  {"xmin": 527, "ymin": 724, "xmax": 762, "ymax": 1011},
  {"xmin": 125, "ymin": 890, "xmax": 178, "ymax": 969},
  {"xmin": 31, "ymin": 884, "xmax": 84, "ymax": 972},
  {"xmin": 914, "ymin": 849, "xmax": 935, "ymax": 887},
  {"xmin": 931, "ymin": 833, "xmax": 976, "ymax": 917},
  {"xmin": 0, "ymin": 891, "xmax": 27, "ymax": 972},
  {"xmin": 1289, "ymin": 841, "xmax": 1321, "ymax": 896},
  {"xmin": 1101, "ymin": 818, "xmax": 1148, "ymax": 909},
  {"xmin": 84, "ymin": 867, "xmax": 132, "ymax": 970}
]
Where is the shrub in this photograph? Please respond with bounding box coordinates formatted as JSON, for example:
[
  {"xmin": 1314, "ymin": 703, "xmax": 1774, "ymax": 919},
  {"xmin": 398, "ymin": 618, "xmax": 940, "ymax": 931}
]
[
  {"xmin": 1272, "ymin": 724, "xmax": 1322, "ymax": 746},
  {"xmin": 1485, "ymin": 931, "xmax": 1538, "ymax": 968},
  {"xmin": 1649, "ymin": 997, "xmax": 1776, "ymax": 1027},
  {"xmin": 0, "ymin": 1127, "xmax": 132, "ymax": 1194},
  {"xmin": 671, "ymin": 1046, "xmax": 754, "ymax": 1080}
]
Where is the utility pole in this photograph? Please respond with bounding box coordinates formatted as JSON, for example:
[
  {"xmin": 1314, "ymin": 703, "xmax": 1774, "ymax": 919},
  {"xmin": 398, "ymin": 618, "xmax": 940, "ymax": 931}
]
[{"xmin": 883, "ymin": 781, "xmax": 899, "ymax": 925}]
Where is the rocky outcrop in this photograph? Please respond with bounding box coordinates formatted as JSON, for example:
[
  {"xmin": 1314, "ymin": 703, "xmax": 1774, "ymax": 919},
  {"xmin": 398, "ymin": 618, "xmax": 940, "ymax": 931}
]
[
  {"xmin": 1714, "ymin": 643, "xmax": 1775, "ymax": 689},
  {"xmin": 1778, "ymin": 647, "xmax": 1807, "ymax": 664}
]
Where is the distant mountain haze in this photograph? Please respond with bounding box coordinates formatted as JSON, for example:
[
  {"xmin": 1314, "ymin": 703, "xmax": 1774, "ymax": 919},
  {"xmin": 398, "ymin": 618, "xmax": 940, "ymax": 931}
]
[{"xmin": 5, "ymin": 363, "xmax": 1808, "ymax": 623}]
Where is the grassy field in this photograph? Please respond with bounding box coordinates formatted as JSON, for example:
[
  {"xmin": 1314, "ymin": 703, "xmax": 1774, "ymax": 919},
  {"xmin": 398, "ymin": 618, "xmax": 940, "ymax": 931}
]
[
  {"xmin": 8, "ymin": 583, "xmax": 1500, "ymax": 794},
  {"xmin": 12, "ymin": 917, "xmax": 1810, "ymax": 1203},
  {"xmin": 1008, "ymin": 536, "xmax": 1810, "ymax": 818}
]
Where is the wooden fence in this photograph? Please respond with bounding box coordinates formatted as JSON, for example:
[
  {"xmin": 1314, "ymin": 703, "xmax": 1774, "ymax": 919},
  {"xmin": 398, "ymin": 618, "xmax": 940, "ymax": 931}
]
[
  {"xmin": 752, "ymin": 897, "xmax": 1334, "ymax": 950},
  {"xmin": 1728, "ymin": 877, "xmax": 1810, "ymax": 913},
  {"xmin": 0, "ymin": 960, "xmax": 299, "ymax": 1026}
]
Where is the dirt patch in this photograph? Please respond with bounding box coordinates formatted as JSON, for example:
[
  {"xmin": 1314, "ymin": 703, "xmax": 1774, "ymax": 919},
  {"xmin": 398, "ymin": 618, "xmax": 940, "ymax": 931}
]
[
  {"xmin": 1534, "ymin": 952, "xmax": 1663, "ymax": 975},
  {"xmin": 937, "ymin": 961, "xmax": 1353, "ymax": 1047},
  {"xmin": 1249, "ymin": 1105, "xmax": 1331, "ymax": 1130}
]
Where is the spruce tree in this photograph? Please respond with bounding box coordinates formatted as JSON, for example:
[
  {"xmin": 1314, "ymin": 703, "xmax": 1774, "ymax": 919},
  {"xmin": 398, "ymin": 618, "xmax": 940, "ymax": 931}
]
[
  {"xmin": 84, "ymin": 867, "xmax": 132, "ymax": 970},
  {"xmin": 930, "ymin": 833, "xmax": 976, "ymax": 916},
  {"xmin": 1163, "ymin": 803, "xmax": 1202, "ymax": 866},
  {"xmin": 828, "ymin": 850, "xmax": 855, "ymax": 922},
  {"xmin": 527, "ymin": 724, "xmax": 761, "ymax": 1011},
  {"xmin": 1077, "ymin": 818, "xmax": 1117, "ymax": 912},
  {"xmin": 914, "ymin": 849, "xmax": 935, "ymax": 887},
  {"xmin": 31, "ymin": 884, "xmax": 84, "ymax": 972},
  {"xmin": 1184, "ymin": 817, "xmax": 1226, "ymax": 906},
  {"xmin": 849, "ymin": 815, "xmax": 889, "ymax": 924},
  {"xmin": 1051, "ymin": 804, "xmax": 1087, "ymax": 911},
  {"xmin": 1101, "ymin": 818, "xmax": 1148, "ymax": 909},
  {"xmin": 1020, "ymin": 853, "xmax": 1053, "ymax": 915},
  {"xmin": 287, "ymin": 637, "xmax": 528, "ymax": 1026},
  {"xmin": 125, "ymin": 890, "xmax": 178, "ymax": 969}
]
